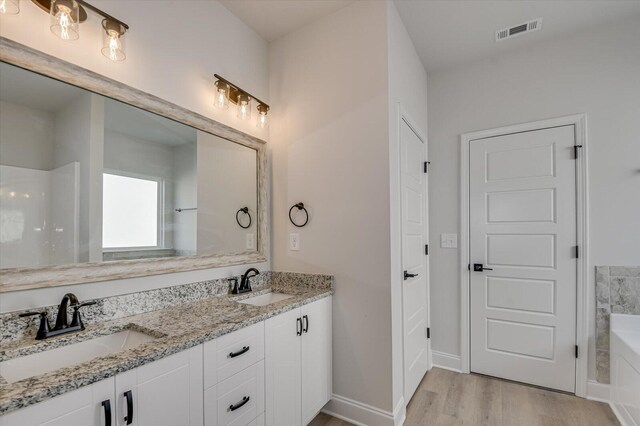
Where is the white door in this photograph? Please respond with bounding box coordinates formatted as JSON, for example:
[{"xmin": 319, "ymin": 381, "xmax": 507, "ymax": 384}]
[
  {"xmin": 400, "ymin": 119, "xmax": 429, "ymax": 402},
  {"xmin": 0, "ymin": 378, "xmax": 113, "ymax": 426},
  {"xmin": 469, "ymin": 125, "xmax": 577, "ymax": 392},
  {"xmin": 115, "ymin": 346, "xmax": 203, "ymax": 426},
  {"xmin": 265, "ymin": 307, "xmax": 302, "ymax": 426},
  {"xmin": 301, "ymin": 297, "xmax": 332, "ymax": 425}
]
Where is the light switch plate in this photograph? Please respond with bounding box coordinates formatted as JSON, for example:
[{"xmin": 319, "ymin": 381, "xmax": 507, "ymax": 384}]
[
  {"xmin": 441, "ymin": 233, "xmax": 458, "ymax": 249},
  {"xmin": 289, "ymin": 233, "xmax": 300, "ymax": 251},
  {"xmin": 246, "ymin": 233, "xmax": 255, "ymax": 249}
]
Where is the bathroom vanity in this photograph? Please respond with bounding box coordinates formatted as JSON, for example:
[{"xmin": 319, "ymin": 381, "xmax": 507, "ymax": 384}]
[{"xmin": 0, "ymin": 275, "xmax": 333, "ymax": 426}]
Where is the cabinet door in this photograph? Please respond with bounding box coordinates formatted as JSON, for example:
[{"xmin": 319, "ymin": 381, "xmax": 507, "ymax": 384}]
[
  {"xmin": 115, "ymin": 346, "xmax": 203, "ymax": 426},
  {"xmin": 265, "ymin": 307, "xmax": 302, "ymax": 426},
  {"xmin": 0, "ymin": 377, "xmax": 113, "ymax": 426},
  {"xmin": 301, "ymin": 297, "xmax": 332, "ymax": 425}
]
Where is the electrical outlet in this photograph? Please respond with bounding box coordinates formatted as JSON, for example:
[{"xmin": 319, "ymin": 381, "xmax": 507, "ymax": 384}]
[
  {"xmin": 246, "ymin": 233, "xmax": 255, "ymax": 249},
  {"xmin": 440, "ymin": 233, "xmax": 458, "ymax": 249},
  {"xmin": 289, "ymin": 233, "xmax": 300, "ymax": 251}
]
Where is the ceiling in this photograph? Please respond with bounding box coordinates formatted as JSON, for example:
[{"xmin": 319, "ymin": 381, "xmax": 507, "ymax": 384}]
[
  {"xmin": 220, "ymin": 0, "xmax": 354, "ymax": 42},
  {"xmin": 394, "ymin": 0, "xmax": 640, "ymax": 72}
]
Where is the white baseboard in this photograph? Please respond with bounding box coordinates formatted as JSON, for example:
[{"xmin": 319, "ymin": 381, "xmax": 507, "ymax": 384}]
[
  {"xmin": 322, "ymin": 394, "xmax": 405, "ymax": 426},
  {"xmin": 585, "ymin": 379, "xmax": 610, "ymax": 403},
  {"xmin": 611, "ymin": 403, "xmax": 636, "ymax": 426},
  {"xmin": 431, "ymin": 351, "xmax": 462, "ymax": 372}
]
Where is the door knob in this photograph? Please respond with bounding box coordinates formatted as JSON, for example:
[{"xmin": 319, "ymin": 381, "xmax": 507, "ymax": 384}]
[
  {"xmin": 473, "ymin": 263, "xmax": 493, "ymax": 272},
  {"xmin": 404, "ymin": 270, "xmax": 418, "ymax": 280}
]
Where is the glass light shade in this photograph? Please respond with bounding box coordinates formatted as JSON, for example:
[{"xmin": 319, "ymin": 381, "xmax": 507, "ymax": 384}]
[
  {"xmin": 237, "ymin": 94, "xmax": 251, "ymax": 120},
  {"xmin": 0, "ymin": 0, "xmax": 20, "ymax": 15},
  {"xmin": 256, "ymin": 104, "xmax": 269, "ymax": 129},
  {"xmin": 101, "ymin": 20, "xmax": 126, "ymax": 62},
  {"xmin": 214, "ymin": 81, "xmax": 229, "ymax": 110},
  {"xmin": 50, "ymin": 0, "xmax": 80, "ymax": 41}
]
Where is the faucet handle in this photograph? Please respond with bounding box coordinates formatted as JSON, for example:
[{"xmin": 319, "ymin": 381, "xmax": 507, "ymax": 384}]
[
  {"xmin": 19, "ymin": 311, "xmax": 51, "ymax": 340},
  {"xmin": 69, "ymin": 301, "xmax": 96, "ymax": 329},
  {"xmin": 229, "ymin": 278, "xmax": 239, "ymax": 294}
]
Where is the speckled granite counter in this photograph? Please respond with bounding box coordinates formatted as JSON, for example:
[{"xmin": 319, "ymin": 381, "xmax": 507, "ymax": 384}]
[{"xmin": 0, "ymin": 272, "xmax": 333, "ymax": 415}]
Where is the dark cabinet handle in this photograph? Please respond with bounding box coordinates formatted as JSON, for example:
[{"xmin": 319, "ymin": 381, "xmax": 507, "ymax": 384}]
[
  {"xmin": 228, "ymin": 396, "xmax": 250, "ymax": 412},
  {"xmin": 404, "ymin": 270, "xmax": 418, "ymax": 280},
  {"xmin": 303, "ymin": 315, "xmax": 309, "ymax": 333},
  {"xmin": 124, "ymin": 390, "xmax": 133, "ymax": 425},
  {"xmin": 297, "ymin": 317, "xmax": 302, "ymax": 336},
  {"xmin": 228, "ymin": 346, "xmax": 250, "ymax": 358},
  {"xmin": 101, "ymin": 400, "xmax": 111, "ymax": 426}
]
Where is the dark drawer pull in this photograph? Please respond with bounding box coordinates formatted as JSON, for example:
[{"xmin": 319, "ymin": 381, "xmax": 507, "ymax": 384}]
[
  {"xmin": 228, "ymin": 396, "xmax": 250, "ymax": 412},
  {"xmin": 297, "ymin": 317, "xmax": 303, "ymax": 336},
  {"xmin": 101, "ymin": 399, "xmax": 111, "ymax": 426},
  {"xmin": 228, "ymin": 346, "xmax": 250, "ymax": 358},
  {"xmin": 124, "ymin": 390, "xmax": 133, "ymax": 425},
  {"xmin": 303, "ymin": 315, "xmax": 309, "ymax": 333}
]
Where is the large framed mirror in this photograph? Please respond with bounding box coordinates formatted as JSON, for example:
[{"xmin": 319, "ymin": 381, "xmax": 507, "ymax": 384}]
[{"xmin": 0, "ymin": 37, "xmax": 268, "ymax": 292}]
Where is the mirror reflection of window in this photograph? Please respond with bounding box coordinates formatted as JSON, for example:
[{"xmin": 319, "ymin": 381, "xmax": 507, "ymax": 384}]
[{"xmin": 102, "ymin": 173, "xmax": 160, "ymax": 249}]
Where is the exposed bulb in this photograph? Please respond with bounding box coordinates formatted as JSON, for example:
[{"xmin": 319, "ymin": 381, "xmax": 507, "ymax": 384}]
[
  {"xmin": 101, "ymin": 20, "xmax": 126, "ymax": 61},
  {"xmin": 0, "ymin": 0, "xmax": 19, "ymax": 15},
  {"xmin": 50, "ymin": 1, "xmax": 79, "ymax": 41},
  {"xmin": 214, "ymin": 81, "xmax": 229, "ymax": 110},
  {"xmin": 256, "ymin": 104, "xmax": 269, "ymax": 129},
  {"xmin": 237, "ymin": 94, "xmax": 251, "ymax": 120}
]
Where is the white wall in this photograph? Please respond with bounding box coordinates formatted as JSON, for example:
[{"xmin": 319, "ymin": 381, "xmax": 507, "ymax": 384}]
[
  {"xmin": 427, "ymin": 17, "xmax": 640, "ymax": 381},
  {"xmin": 269, "ymin": 0, "xmax": 395, "ymax": 418},
  {"xmin": 0, "ymin": 0, "xmax": 270, "ymax": 312},
  {"xmin": 386, "ymin": 1, "xmax": 429, "ymax": 417},
  {"xmin": 0, "ymin": 100, "xmax": 54, "ymax": 170},
  {"xmin": 197, "ymin": 131, "xmax": 257, "ymax": 254}
]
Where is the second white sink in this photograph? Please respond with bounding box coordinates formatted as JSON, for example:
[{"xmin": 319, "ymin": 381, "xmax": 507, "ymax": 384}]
[
  {"xmin": 238, "ymin": 292, "xmax": 293, "ymax": 307},
  {"xmin": 0, "ymin": 329, "xmax": 156, "ymax": 384}
]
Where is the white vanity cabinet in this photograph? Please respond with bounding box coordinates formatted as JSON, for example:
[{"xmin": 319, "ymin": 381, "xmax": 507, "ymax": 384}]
[
  {"xmin": 0, "ymin": 377, "xmax": 114, "ymax": 426},
  {"xmin": 265, "ymin": 297, "xmax": 332, "ymax": 426},
  {"xmin": 114, "ymin": 345, "xmax": 203, "ymax": 426},
  {"xmin": 203, "ymin": 322, "xmax": 266, "ymax": 426},
  {"xmin": 1, "ymin": 346, "xmax": 203, "ymax": 426}
]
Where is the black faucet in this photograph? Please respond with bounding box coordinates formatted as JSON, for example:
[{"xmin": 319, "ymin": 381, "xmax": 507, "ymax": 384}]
[
  {"xmin": 235, "ymin": 268, "xmax": 259, "ymax": 294},
  {"xmin": 19, "ymin": 293, "xmax": 97, "ymax": 340}
]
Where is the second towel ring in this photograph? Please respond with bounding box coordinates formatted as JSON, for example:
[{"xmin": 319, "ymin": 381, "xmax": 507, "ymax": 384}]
[
  {"xmin": 289, "ymin": 203, "xmax": 309, "ymax": 227},
  {"xmin": 236, "ymin": 207, "xmax": 252, "ymax": 229}
]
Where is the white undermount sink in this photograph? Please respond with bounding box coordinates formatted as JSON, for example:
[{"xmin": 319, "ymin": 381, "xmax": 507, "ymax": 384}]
[
  {"xmin": 0, "ymin": 329, "xmax": 156, "ymax": 384},
  {"xmin": 237, "ymin": 292, "xmax": 293, "ymax": 307}
]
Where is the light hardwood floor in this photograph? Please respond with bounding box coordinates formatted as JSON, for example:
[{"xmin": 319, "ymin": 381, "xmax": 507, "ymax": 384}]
[{"xmin": 310, "ymin": 368, "xmax": 619, "ymax": 426}]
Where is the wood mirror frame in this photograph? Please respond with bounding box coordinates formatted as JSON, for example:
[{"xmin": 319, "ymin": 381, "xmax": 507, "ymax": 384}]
[{"xmin": 0, "ymin": 37, "xmax": 268, "ymax": 292}]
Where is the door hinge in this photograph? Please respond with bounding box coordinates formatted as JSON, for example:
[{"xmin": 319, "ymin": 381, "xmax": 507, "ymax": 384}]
[
  {"xmin": 574, "ymin": 145, "xmax": 583, "ymax": 159},
  {"xmin": 427, "ymin": 327, "xmax": 431, "ymax": 339},
  {"xmin": 425, "ymin": 244, "xmax": 429, "ymax": 255},
  {"xmin": 423, "ymin": 161, "xmax": 430, "ymax": 173},
  {"xmin": 574, "ymin": 245, "xmax": 579, "ymax": 258},
  {"xmin": 575, "ymin": 345, "xmax": 579, "ymax": 358}
]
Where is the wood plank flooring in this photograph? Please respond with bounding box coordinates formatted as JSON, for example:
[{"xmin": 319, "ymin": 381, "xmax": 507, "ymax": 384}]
[{"xmin": 310, "ymin": 368, "xmax": 619, "ymax": 426}]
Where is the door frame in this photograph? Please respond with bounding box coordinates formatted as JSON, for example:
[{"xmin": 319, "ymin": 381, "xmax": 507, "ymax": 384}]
[
  {"xmin": 459, "ymin": 114, "xmax": 588, "ymax": 397},
  {"xmin": 398, "ymin": 106, "xmax": 432, "ymax": 397}
]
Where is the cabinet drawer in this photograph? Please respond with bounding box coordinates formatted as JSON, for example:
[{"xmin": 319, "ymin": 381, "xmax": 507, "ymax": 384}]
[
  {"xmin": 204, "ymin": 360, "xmax": 265, "ymax": 426},
  {"xmin": 204, "ymin": 322, "xmax": 264, "ymax": 388}
]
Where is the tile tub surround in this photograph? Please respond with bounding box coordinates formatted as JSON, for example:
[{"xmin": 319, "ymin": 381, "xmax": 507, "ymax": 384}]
[
  {"xmin": 0, "ymin": 272, "xmax": 333, "ymax": 415},
  {"xmin": 595, "ymin": 266, "xmax": 640, "ymax": 384}
]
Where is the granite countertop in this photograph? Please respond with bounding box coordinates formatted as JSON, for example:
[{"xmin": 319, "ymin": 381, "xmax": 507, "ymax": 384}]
[{"xmin": 0, "ymin": 286, "xmax": 332, "ymax": 415}]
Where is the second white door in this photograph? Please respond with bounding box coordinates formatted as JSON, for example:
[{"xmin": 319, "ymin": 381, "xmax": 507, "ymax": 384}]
[
  {"xmin": 469, "ymin": 125, "xmax": 577, "ymax": 392},
  {"xmin": 400, "ymin": 118, "xmax": 429, "ymax": 402}
]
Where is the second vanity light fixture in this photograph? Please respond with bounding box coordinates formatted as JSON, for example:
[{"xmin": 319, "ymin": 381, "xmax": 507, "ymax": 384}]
[
  {"xmin": 30, "ymin": 0, "xmax": 129, "ymax": 61},
  {"xmin": 214, "ymin": 74, "xmax": 270, "ymax": 128}
]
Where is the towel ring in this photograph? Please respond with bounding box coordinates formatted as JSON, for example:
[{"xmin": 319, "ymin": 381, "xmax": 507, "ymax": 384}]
[
  {"xmin": 236, "ymin": 207, "xmax": 252, "ymax": 229},
  {"xmin": 289, "ymin": 203, "xmax": 309, "ymax": 228}
]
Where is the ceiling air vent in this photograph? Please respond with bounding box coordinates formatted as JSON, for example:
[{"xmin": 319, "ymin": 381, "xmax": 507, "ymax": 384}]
[{"xmin": 495, "ymin": 18, "xmax": 543, "ymax": 42}]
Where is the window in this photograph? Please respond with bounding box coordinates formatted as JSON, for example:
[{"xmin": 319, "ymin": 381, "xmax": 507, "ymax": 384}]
[{"xmin": 102, "ymin": 173, "xmax": 161, "ymax": 249}]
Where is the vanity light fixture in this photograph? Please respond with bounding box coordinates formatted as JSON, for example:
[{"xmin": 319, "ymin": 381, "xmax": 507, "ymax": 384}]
[
  {"xmin": 0, "ymin": 0, "xmax": 20, "ymax": 15},
  {"xmin": 32, "ymin": 0, "xmax": 129, "ymax": 61},
  {"xmin": 214, "ymin": 74, "xmax": 270, "ymax": 127}
]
